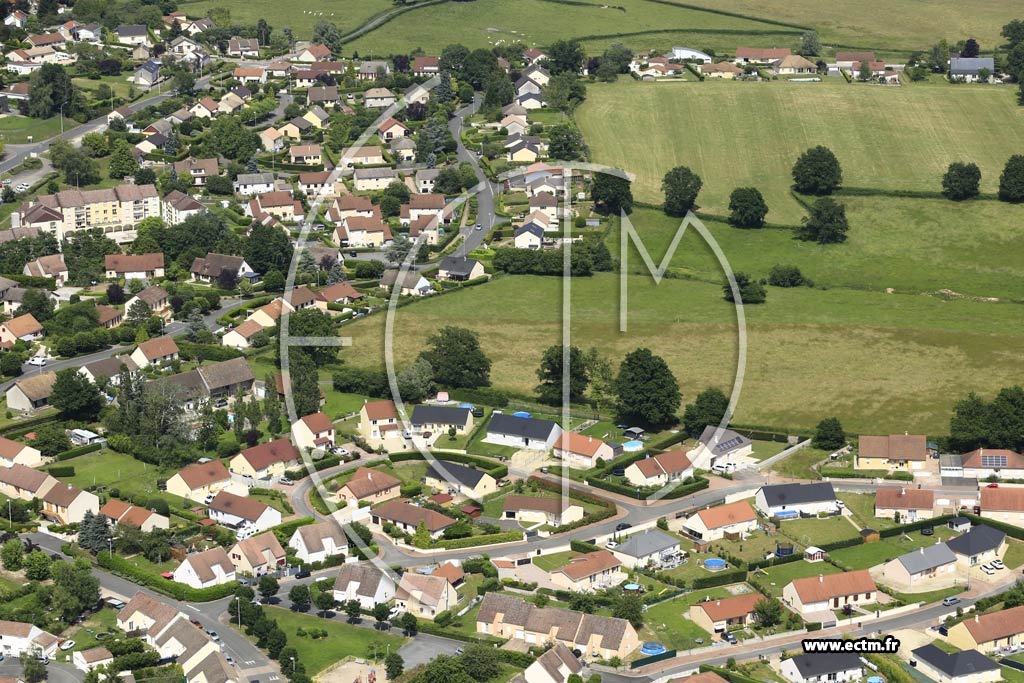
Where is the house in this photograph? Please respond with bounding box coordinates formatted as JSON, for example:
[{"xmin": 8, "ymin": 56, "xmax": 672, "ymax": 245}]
[
  {"xmin": 781, "ymin": 570, "xmax": 876, "ymax": 616},
  {"xmin": 0, "ymin": 620, "xmax": 59, "ymax": 659},
  {"xmin": 189, "ymin": 97, "xmax": 219, "ymax": 119},
  {"xmin": 162, "ymin": 190, "xmax": 205, "ymax": 225},
  {"xmin": 340, "ymin": 146, "xmax": 386, "ymax": 167},
  {"xmin": 476, "ymin": 593, "xmax": 639, "ymax": 660},
  {"xmin": 221, "ymin": 320, "xmax": 266, "ymax": 349},
  {"xmin": 377, "ymin": 117, "xmax": 408, "ymax": 139},
  {"xmin": 424, "ymin": 461, "xmax": 496, "ymax": 499},
  {"xmin": 688, "ymin": 593, "xmax": 764, "ymax": 633},
  {"xmin": 549, "ymin": 550, "xmax": 623, "ymax": 592},
  {"xmin": 259, "ymin": 127, "xmax": 284, "ymax": 152},
  {"xmin": 0, "ymin": 436, "xmax": 42, "ymax": 468},
  {"xmin": 353, "ymin": 167, "xmax": 399, "ymax": 192},
  {"xmin": 395, "ymin": 572, "xmax": 458, "ymax": 619},
  {"xmin": 333, "ymin": 564, "xmax": 396, "ymax": 610},
  {"xmin": 358, "ymin": 60, "xmax": 390, "ymax": 80},
  {"xmin": 0, "ymin": 313, "xmax": 43, "ymax": 347},
  {"xmin": 298, "ymin": 171, "xmax": 336, "ymax": 197},
  {"xmin": 962, "ymin": 448, "xmax": 1024, "ymax": 480},
  {"xmin": 99, "ymin": 499, "xmax": 169, "ymax": 533},
  {"xmin": 208, "ymin": 491, "xmax": 282, "ymax": 537},
  {"xmin": 700, "ymin": 62, "xmax": 743, "ymax": 79},
  {"xmin": 0, "ymin": 464, "xmax": 57, "ymax": 502},
  {"xmin": 95, "ymin": 305, "xmax": 124, "ymax": 330},
  {"xmin": 166, "ymin": 460, "xmax": 244, "ymax": 501},
  {"xmin": 856, "ymin": 434, "xmax": 932, "ymax": 471},
  {"xmin": 834, "ymin": 51, "xmax": 876, "ymax": 70},
  {"xmin": 412, "ymin": 56, "xmax": 440, "ymax": 76},
  {"xmin": 232, "ymin": 66, "xmax": 265, "ymax": 84},
  {"xmin": 980, "ymin": 486, "xmax": 1024, "ymax": 527},
  {"xmin": 624, "ymin": 449, "xmax": 694, "ymax": 487},
  {"xmin": 415, "ymin": 168, "xmax": 441, "ymax": 193},
  {"xmin": 233, "ymin": 172, "xmax": 276, "ymax": 197},
  {"xmin": 735, "ymin": 47, "xmax": 791, "ymax": 64},
  {"xmin": 40, "ymin": 484, "xmax": 99, "ymax": 524},
  {"xmin": 609, "ymin": 529, "xmax": 679, "ymax": 569},
  {"xmin": 365, "ymin": 88, "xmax": 397, "ymax": 108},
  {"xmin": 874, "ymin": 487, "xmax": 934, "ymax": 521},
  {"xmin": 772, "ymin": 55, "xmax": 817, "ymax": 75},
  {"xmin": 408, "ymin": 215, "xmax": 441, "ymax": 245},
  {"xmin": 307, "ymin": 86, "xmax": 341, "ymax": 108},
  {"xmin": 229, "ymin": 531, "xmax": 286, "ymax": 576},
  {"xmin": 500, "ymin": 115, "xmax": 528, "ymax": 137},
  {"xmin": 125, "ymin": 285, "xmax": 170, "ymax": 320},
  {"xmin": 380, "ymin": 270, "xmax": 432, "ymax": 296},
  {"xmin": 218, "ymin": 91, "xmax": 246, "ymax": 114},
  {"xmin": 227, "ymin": 37, "xmax": 259, "ymax": 58},
  {"xmin": 946, "ymin": 525, "xmax": 1006, "ymax": 567},
  {"xmin": 549, "ymin": 432, "xmax": 613, "ymax": 470},
  {"xmin": 881, "ymin": 543, "xmax": 958, "ymax": 592},
  {"xmin": 129, "ymin": 336, "xmax": 179, "ymax": 368},
  {"xmin": 523, "ymin": 643, "xmax": 582, "ymax": 683},
  {"xmin": 291, "ymin": 412, "xmax": 334, "ymax": 452},
  {"xmin": 6, "ymin": 372, "xmax": 58, "ymax": 412},
  {"xmin": 911, "ymin": 644, "xmax": 1000, "ymax": 683},
  {"xmin": 948, "ymin": 604, "xmax": 1024, "ymax": 654},
  {"xmin": 230, "ymin": 437, "xmax": 300, "ymax": 483},
  {"xmin": 172, "ymin": 547, "xmax": 235, "ymax": 589},
  {"xmin": 754, "ymin": 482, "xmax": 838, "ymax": 518},
  {"xmin": 950, "ymin": 57, "xmax": 995, "ymax": 82},
  {"xmin": 503, "ymin": 495, "xmax": 583, "ymax": 528},
  {"xmin": 358, "ymin": 400, "xmax": 400, "ymax": 449},
  {"xmin": 514, "ymin": 223, "xmax": 545, "ymax": 249},
  {"xmin": 105, "ymin": 253, "xmax": 165, "ymax": 281},
  {"xmin": 289, "ymin": 144, "xmax": 322, "ymax": 165},
  {"xmin": 668, "ymin": 47, "xmax": 712, "ymax": 63},
  {"xmin": 296, "ymin": 43, "xmax": 331, "ymax": 62},
  {"xmin": 116, "ymin": 591, "xmax": 181, "ymax": 640},
  {"xmin": 688, "ymin": 426, "xmax": 753, "ymax": 469},
  {"xmin": 485, "ymin": 413, "xmax": 562, "ymax": 450},
  {"xmin": 247, "ymin": 191, "xmax": 303, "ymax": 222},
  {"xmin": 337, "ymin": 467, "xmax": 401, "ymax": 506},
  {"xmin": 682, "ymin": 500, "xmax": 758, "ymax": 541},
  {"xmin": 410, "ymin": 405, "xmax": 473, "ymax": 438},
  {"xmin": 303, "ymin": 106, "xmax": 331, "ymax": 129},
  {"xmin": 289, "ymin": 520, "xmax": 349, "ymax": 564},
  {"xmin": 436, "ymin": 256, "xmax": 484, "ymax": 282},
  {"xmin": 23, "ymin": 253, "xmax": 68, "ymax": 285},
  {"xmin": 4, "ymin": 11, "xmax": 27, "ymax": 28},
  {"xmin": 133, "ymin": 60, "xmax": 161, "ymax": 87},
  {"xmin": 400, "ymin": 193, "xmax": 446, "ymax": 226},
  {"xmin": 523, "ymin": 48, "xmax": 548, "ymax": 63},
  {"xmin": 314, "ymin": 282, "xmax": 363, "ymax": 310},
  {"xmin": 116, "ymin": 24, "xmax": 150, "ymax": 46},
  {"xmin": 780, "ymin": 653, "xmax": 861, "ymax": 683},
  {"xmin": 280, "ymin": 116, "xmax": 313, "ymax": 140},
  {"xmin": 191, "ymin": 253, "xmax": 256, "ymax": 283},
  {"xmin": 173, "ymin": 158, "xmax": 219, "ymax": 187},
  {"xmin": 185, "ymin": 18, "xmax": 215, "ymax": 35},
  {"xmin": 370, "ymin": 498, "xmax": 456, "ymax": 539},
  {"xmin": 73, "ymin": 646, "xmax": 114, "ymax": 672}
]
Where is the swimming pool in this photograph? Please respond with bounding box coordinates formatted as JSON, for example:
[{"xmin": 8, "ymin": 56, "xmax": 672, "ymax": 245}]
[
  {"xmin": 623, "ymin": 440, "xmax": 644, "ymax": 452},
  {"xmin": 640, "ymin": 642, "xmax": 667, "ymax": 655},
  {"xmin": 512, "ymin": 411, "xmax": 531, "ymax": 418},
  {"xmin": 704, "ymin": 558, "xmax": 727, "ymax": 571}
]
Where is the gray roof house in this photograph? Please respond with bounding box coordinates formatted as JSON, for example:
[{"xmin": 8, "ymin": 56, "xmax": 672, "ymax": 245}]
[
  {"xmin": 484, "ymin": 413, "xmax": 562, "ymax": 451},
  {"xmin": 782, "ymin": 653, "xmax": 861, "ymax": 683},
  {"xmin": 755, "ymin": 482, "xmax": 837, "ymax": 512},
  {"xmin": 892, "ymin": 543, "xmax": 956, "ymax": 575},
  {"xmin": 410, "ymin": 405, "xmax": 472, "ymax": 431},
  {"xmin": 911, "ymin": 644, "xmax": 999, "ymax": 681},
  {"xmin": 609, "ymin": 530, "xmax": 679, "ymax": 568},
  {"xmin": 950, "ymin": 57, "xmax": 995, "ymax": 80},
  {"xmin": 134, "ymin": 60, "xmax": 161, "ymax": 87},
  {"xmin": 946, "ymin": 525, "xmax": 1005, "ymax": 559},
  {"xmin": 424, "ymin": 461, "xmax": 489, "ymax": 491}
]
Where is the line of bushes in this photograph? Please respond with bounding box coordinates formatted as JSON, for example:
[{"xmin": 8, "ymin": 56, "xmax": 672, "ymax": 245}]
[
  {"xmin": 0, "ymin": 413, "xmax": 59, "ymax": 437},
  {"xmin": 641, "ymin": 0, "xmax": 812, "ymax": 29},
  {"xmin": 284, "ymin": 455, "xmax": 344, "ymax": 480},
  {"xmin": 96, "ymin": 551, "xmax": 240, "ymax": 601},
  {"xmin": 176, "ymin": 342, "xmax": 245, "ymax": 362},
  {"xmin": 389, "ymin": 451, "xmax": 508, "ymax": 479},
  {"xmin": 699, "ymin": 665, "xmax": 763, "ymax": 683},
  {"xmin": 435, "ymin": 530, "xmax": 523, "ymax": 549},
  {"xmin": 821, "ymin": 467, "xmax": 913, "ymax": 481},
  {"xmin": 684, "ymin": 62, "xmax": 704, "ymax": 81},
  {"xmin": 56, "ymin": 443, "xmax": 104, "ymax": 462},
  {"xmin": 879, "ymin": 513, "xmax": 956, "ymax": 538},
  {"xmin": 270, "ymin": 516, "xmax": 314, "ymax": 546},
  {"xmin": 47, "ymin": 466, "xmax": 76, "ymax": 478},
  {"xmin": 571, "ymin": 539, "xmax": 601, "ymax": 553}
]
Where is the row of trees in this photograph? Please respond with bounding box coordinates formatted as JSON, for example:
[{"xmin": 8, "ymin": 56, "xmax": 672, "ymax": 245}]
[{"xmin": 942, "ymin": 155, "xmax": 1024, "ymax": 202}]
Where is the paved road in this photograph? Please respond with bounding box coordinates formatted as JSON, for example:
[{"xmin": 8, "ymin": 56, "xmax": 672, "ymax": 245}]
[{"xmin": 0, "ymin": 658, "xmax": 82, "ymax": 683}]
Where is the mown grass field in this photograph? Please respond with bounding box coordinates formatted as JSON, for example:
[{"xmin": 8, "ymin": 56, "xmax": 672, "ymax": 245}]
[
  {"xmin": 617, "ymin": 202, "xmax": 1024, "ymax": 299},
  {"xmin": 180, "ymin": 0, "xmax": 391, "ymax": 40},
  {"xmin": 577, "ymin": 79, "xmax": 1024, "ymax": 224},
  {"xmin": 341, "ymin": 272, "xmax": 1024, "ymax": 433},
  {"xmin": 347, "ymin": 0, "xmax": 792, "ymax": 55}
]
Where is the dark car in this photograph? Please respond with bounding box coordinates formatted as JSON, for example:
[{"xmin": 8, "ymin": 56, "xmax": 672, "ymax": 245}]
[
  {"xmin": 350, "ymin": 251, "xmax": 358, "ymax": 258},
  {"xmin": 722, "ymin": 632, "xmax": 738, "ymax": 644},
  {"xmin": 615, "ymin": 522, "xmax": 632, "ymax": 532},
  {"xmin": 295, "ymin": 568, "xmax": 311, "ymax": 579},
  {"xmin": 471, "ymin": 407, "xmax": 484, "ymax": 418}
]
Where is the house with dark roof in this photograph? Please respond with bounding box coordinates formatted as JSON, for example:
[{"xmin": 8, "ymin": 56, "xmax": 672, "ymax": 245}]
[
  {"xmin": 875, "ymin": 487, "xmax": 935, "ymax": 521},
  {"xmin": 881, "ymin": 543, "xmax": 958, "ymax": 592},
  {"xmin": 911, "ymin": 644, "xmax": 1000, "ymax": 683},
  {"xmin": 946, "ymin": 525, "xmax": 1006, "ymax": 567},
  {"xmin": 424, "ymin": 460, "xmax": 496, "ymax": 499},
  {"xmin": 125, "ymin": 285, "xmax": 170, "ymax": 320},
  {"xmin": 358, "ymin": 400, "xmax": 401, "ymax": 449},
  {"xmin": 780, "ymin": 652, "xmax": 861, "ymax": 683},
  {"xmin": 950, "ymin": 57, "xmax": 996, "ymax": 82},
  {"xmin": 437, "ymin": 256, "xmax": 485, "ymax": 282},
  {"xmin": 609, "ymin": 529, "xmax": 679, "ymax": 569},
  {"xmin": 688, "ymin": 426, "xmax": 753, "ymax": 470},
  {"xmin": 754, "ymin": 482, "xmax": 838, "ymax": 517},
  {"xmin": 410, "ymin": 405, "xmax": 473, "ymax": 438},
  {"xmin": 484, "ymin": 413, "xmax": 562, "ymax": 451},
  {"xmin": 0, "ymin": 464, "xmax": 57, "ymax": 502},
  {"xmin": 514, "ymin": 222, "xmax": 545, "ymax": 249},
  {"xmin": 190, "ymin": 252, "xmax": 256, "ymax": 283}
]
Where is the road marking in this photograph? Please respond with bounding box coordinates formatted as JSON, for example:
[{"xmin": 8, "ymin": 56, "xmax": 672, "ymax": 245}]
[
  {"xmin": 244, "ymin": 660, "xmax": 256, "ymax": 665},
  {"xmin": 187, "ymin": 605, "xmax": 199, "ymax": 611}
]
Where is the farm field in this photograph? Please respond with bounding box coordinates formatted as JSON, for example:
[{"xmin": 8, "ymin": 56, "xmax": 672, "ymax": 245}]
[
  {"xmin": 577, "ymin": 79, "xmax": 1024, "ymax": 224},
  {"xmin": 346, "ymin": 0, "xmax": 794, "ymax": 55},
  {"xmin": 616, "ymin": 202, "xmax": 1024, "ymax": 299},
  {"xmin": 181, "ymin": 0, "xmax": 391, "ymax": 40},
  {"xmin": 341, "ymin": 273, "xmax": 1024, "ymax": 434}
]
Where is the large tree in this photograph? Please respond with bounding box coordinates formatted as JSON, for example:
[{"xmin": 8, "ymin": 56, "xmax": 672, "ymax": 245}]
[
  {"xmin": 796, "ymin": 197, "xmax": 849, "ymax": 244},
  {"xmin": 999, "ymin": 155, "xmax": 1024, "ymax": 202},
  {"xmin": 792, "ymin": 146, "xmax": 842, "ymax": 195},
  {"xmin": 722, "ymin": 271, "xmax": 766, "ymax": 304},
  {"xmin": 535, "ymin": 344, "xmax": 589, "ymax": 405},
  {"xmin": 547, "ymin": 124, "xmax": 584, "ymax": 161},
  {"xmin": 615, "ymin": 348, "xmax": 681, "ymax": 427},
  {"xmin": 27, "ymin": 63, "xmax": 81, "ymax": 119},
  {"xmin": 662, "ymin": 166, "xmax": 703, "ymax": 217},
  {"xmin": 51, "ymin": 368, "xmax": 104, "ymax": 420},
  {"xmin": 728, "ymin": 187, "xmax": 768, "ymax": 228},
  {"xmin": 941, "ymin": 161, "xmax": 981, "ymax": 200},
  {"xmin": 949, "ymin": 386, "xmax": 1024, "ymax": 453},
  {"xmin": 546, "ymin": 39, "xmax": 585, "ymax": 75},
  {"xmin": 813, "ymin": 417, "xmax": 846, "ymax": 450},
  {"xmin": 419, "ymin": 326, "xmax": 491, "ymax": 388},
  {"xmin": 591, "ymin": 172, "xmax": 633, "ymax": 215},
  {"xmin": 682, "ymin": 387, "xmax": 729, "ymax": 438},
  {"xmin": 244, "ymin": 222, "xmax": 293, "ymax": 274}
]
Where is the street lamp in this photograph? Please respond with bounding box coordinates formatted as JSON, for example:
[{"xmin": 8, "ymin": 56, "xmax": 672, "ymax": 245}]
[
  {"xmin": 290, "ymin": 657, "xmax": 296, "ymax": 673},
  {"xmin": 235, "ymin": 596, "xmax": 242, "ymax": 628},
  {"xmin": 59, "ymin": 102, "xmax": 67, "ymax": 135},
  {"xmin": 6, "ymin": 500, "xmax": 11, "ymax": 529},
  {"xmin": 107, "ymin": 537, "xmax": 113, "ymax": 559}
]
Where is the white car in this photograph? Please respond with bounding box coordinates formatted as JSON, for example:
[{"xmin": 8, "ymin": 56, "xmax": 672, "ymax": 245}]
[
  {"xmin": 16, "ymin": 184, "xmax": 28, "ymax": 192},
  {"xmin": 27, "ymin": 356, "xmax": 46, "ymax": 367},
  {"xmin": 982, "ymin": 565, "xmax": 995, "ymax": 575},
  {"xmin": 992, "ymin": 559, "xmax": 1005, "ymax": 569},
  {"xmin": 58, "ymin": 640, "xmax": 75, "ymax": 651}
]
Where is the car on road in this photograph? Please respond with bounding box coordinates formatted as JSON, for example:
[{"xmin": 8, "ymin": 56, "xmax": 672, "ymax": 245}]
[
  {"xmin": 27, "ymin": 356, "xmax": 46, "ymax": 366},
  {"xmin": 190, "ymin": 618, "xmax": 202, "ymax": 627},
  {"xmin": 388, "ymin": 607, "xmax": 401, "ymax": 619},
  {"xmin": 279, "ymin": 478, "xmax": 293, "ymax": 486},
  {"xmin": 474, "ymin": 223, "xmax": 481, "ymax": 230},
  {"xmin": 59, "ymin": 640, "xmax": 75, "ymax": 651},
  {"xmin": 295, "ymin": 568, "xmax": 311, "ymax": 579},
  {"xmin": 350, "ymin": 251, "xmax": 358, "ymax": 257},
  {"xmin": 225, "ymin": 655, "xmax": 234, "ymax": 665},
  {"xmin": 207, "ymin": 631, "xmax": 220, "ymax": 641},
  {"xmin": 454, "ymin": 648, "xmax": 464, "ymax": 656},
  {"xmin": 942, "ymin": 596, "xmax": 961, "ymax": 606},
  {"xmin": 16, "ymin": 184, "xmax": 28, "ymax": 192},
  {"xmin": 615, "ymin": 522, "xmax": 632, "ymax": 532}
]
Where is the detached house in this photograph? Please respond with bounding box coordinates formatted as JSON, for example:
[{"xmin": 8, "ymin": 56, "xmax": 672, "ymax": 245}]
[
  {"xmin": 625, "ymin": 448, "xmax": 694, "ymax": 487},
  {"xmin": 682, "ymin": 500, "xmax": 758, "ymax": 542},
  {"xmin": 609, "ymin": 529, "xmax": 679, "ymax": 569},
  {"xmin": 911, "ymin": 644, "xmax": 1000, "ymax": 683},
  {"xmin": 782, "ymin": 570, "xmax": 876, "ymax": 616},
  {"xmin": 485, "ymin": 413, "xmax": 562, "ymax": 451},
  {"xmin": 41, "ymin": 484, "xmax": 99, "ymax": 524},
  {"xmin": 229, "ymin": 531, "xmax": 286, "ymax": 576},
  {"xmin": 395, "ymin": 572, "xmax": 458, "ymax": 619},
  {"xmin": 948, "ymin": 604, "xmax": 1024, "ymax": 654},
  {"xmin": 550, "ymin": 550, "xmax": 623, "ymax": 593},
  {"xmin": 172, "ymin": 547, "xmax": 235, "ymax": 589},
  {"xmin": 6, "ymin": 372, "xmax": 58, "ymax": 412},
  {"xmin": 688, "ymin": 426, "xmax": 752, "ymax": 470},
  {"xmin": 754, "ymin": 482, "xmax": 838, "ymax": 518},
  {"xmin": 0, "ymin": 464, "xmax": 57, "ymax": 502},
  {"xmin": 0, "ymin": 620, "xmax": 59, "ymax": 659},
  {"xmin": 424, "ymin": 461, "xmax": 497, "ymax": 499},
  {"xmin": 377, "ymin": 116, "xmax": 408, "ymax": 139},
  {"xmin": 0, "ymin": 436, "xmax": 42, "ymax": 468},
  {"xmin": 0, "ymin": 313, "xmax": 43, "ymax": 347},
  {"xmin": 105, "ymin": 253, "xmax": 165, "ymax": 281},
  {"xmin": 551, "ymin": 432, "xmax": 614, "ymax": 470},
  {"xmin": 502, "ymin": 495, "xmax": 583, "ymax": 528},
  {"xmin": 437, "ymin": 256, "xmax": 484, "ymax": 281},
  {"xmin": 946, "ymin": 525, "xmax": 1006, "ymax": 568},
  {"xmin": 23, "ymin": 253, "xmax": 67, "ymax": 284},
  {"xmin": 881, "ymin": 543, "xmax": 958, "ymax": 592},
  {"xmin": 336, "ymin": 467, "xmax": 401, "ymax": 506},
  {"xmin": 125, "ymin": 285, "xmax": 170, "ymax": 320},
  {"xmin": 191, "ymin": 253, "xmax": 256, "ymax": 283},
  {"xmin": 358, "ymin": 400, "xmax": 400, "ymax": 449},
  {"xmin": 289, "ymin": 520, "xmax": 349, "ymax": 564},
  {"xmin": 364, "ymin": 88, "xmax": 397, "ymax": 108},
  {"xmin": 129, "ymin": 335, "xmax": 179, "ymax": 368},
  {"xmin": 229, "ymin": 437, "xmax": 300, "ymax": 484},
  {"xmin": 856, "ymin": 434, "xmax": 933, "ymax": 472},
  {"xmin": 99, "ymin": 499, "xmax": 169, "ymax": 533},
  {"xmin": 291, "ymin": 412, "xmax": 334, "ymax": 452},
  {"xmin": 874, "ymin": 487, "xmax": 934, "ymax": 521},
  {"xmin": 173, "ymin": 158, "xmax": 219, "ymax": 187},
  {"xmin": 689, "ymin": 593, "xmax": 765, "ymax": 634},
  {"xmin": 409, "ymin": 405, "xmax": 473, "ymax": 438},
  {"xmin": 781, "ymin": 653, "xmax": 862, "ymax": 683},
  {"xmin": 370, "ymin": 498, "xmax": 456, "ymax": 539},
  {"xmin": 166, "ymin": 460, "xmax": 245, "ymax": 501},
  {"xmin": 208, "ymin": 491, "xmax": 282, "ymax": 537},
  {"xmin": 333, "ymin": 564, "xmax": 395, "ymax": 610}
]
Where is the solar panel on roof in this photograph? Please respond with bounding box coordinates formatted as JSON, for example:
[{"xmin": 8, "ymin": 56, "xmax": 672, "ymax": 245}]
[
  {"xmin": 715, "ymin": 437, "xmax": 743, "ymax": 452},
  {"xmin": 981, "ymin": 454, "xmax": 1008, "ymax": 468}
]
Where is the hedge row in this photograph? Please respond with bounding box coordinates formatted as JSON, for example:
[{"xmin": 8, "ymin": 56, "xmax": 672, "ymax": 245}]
[
  {"xmin": 449, "ymin": 387, "xmax": 510, "ymax": 408},
  {"xmin": 270, "ymin": 516, "xmax": 315, "ymax": 546},
  {"xmin": 570, "ymin": 539, "xmax": 601, "ymax": 553},
  {"xmin": 699, "ymin": 666, "xmax": 763, "ymax": 683},
  {"xmin": 822, "ymin": 467, "xmax": 914, "ymax": 482},
  {"xmin": 56, "ymin": 443, "xmax": 104, "ymax": 462},
  {"xmin": 389, "ymin": 451, "xmax": 508, "ymax": 479},
  {"xmin": 0, "ymin": 413, "xmax": 59, "ymax": 436},
  {"xmin": 435, "ymin": 530, "xmax": 523, "ymax": 549},
  {"xmin": 879, "ymin": 513, "xmax": 956, "ymax": 538},
  {"xmin": 692, "ymin": 568, "xmax": 748, "ymax": 590},
  {"xmin": 47, "ymin": 466, "xmax": 76, "ymax": 478},
  {"xmin": 960, "ymin": 513, "xmax": 1024, "ymax": 541},
  {"xmin": 97, "ymin": 551, "xmax": 240, "ymax": 602},
  {"xmin": 176, "ymin": 342, "xmax": 244, "ymax": 362},
  {"xmin": 284, "ymin": 455, "xmax": 344, "ymax": 480}
]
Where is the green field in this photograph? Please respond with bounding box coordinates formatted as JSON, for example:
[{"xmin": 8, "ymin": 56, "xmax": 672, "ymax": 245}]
[
  {"xmin": 259, "ymin": 608, "xmax": 406, "ymax": 675},
  {"xmin": 0, "ymin": 115, "xmax": 65, "ymax": 144},
  {"xmin": 578, "ymin": 79, "xmax": 1024, "ymax": 224},
  {"xmin": 180, "ymin": 0, "xmax": 391, "ymax": 41},
  {"xmin": 48, "ymin": 450, "xmax": 178, "ymax": 501},
  {"xmin": 343, "ymin": 271, "xmax": 1024, "ymax": 433}
]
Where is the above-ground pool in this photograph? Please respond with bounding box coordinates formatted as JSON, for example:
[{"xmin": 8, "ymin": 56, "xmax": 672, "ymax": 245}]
[
  {"xmin": 458, "ymin": 403, "xmax": 474, "ymax": 409},
  {"xmin": 623, "ymin": 440, "xmax": 644, "ymax": 452},
  {"xmin": 512, "ymin": 411, "xmax": 531, "ymax": 418},
  {"xmin": 704, "ymin": 558, "xmax": 727, "ymax": 571},
  {"xmin": 623, "ymin": 583, "xmax": 641, "ymax": 591},
  {"xmin": 774, "ymin": 510, "xmax": 799, "ymax": 520},
  {"xmin": 640, "ymin": 642, "xmax": 667, "ymax": 656},
  {"xmin": 867, "ymin": 677, "xmax": 883, "ymax": 683}
]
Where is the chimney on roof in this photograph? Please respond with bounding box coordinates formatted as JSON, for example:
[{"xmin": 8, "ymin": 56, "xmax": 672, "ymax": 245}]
[
  {"xmin": 900, "ymin": 487, "xmax": 905, "ymax": 496},
  {"xmin": 975, "ymin": 614, "xmax": 980, "ymax": 623},
  {"xmin": 716, "ymin": 600, "xmax": 720, "ymax": 606},
  {"xmin": 818, "ymin": 574, "xmax": 823, "ymax": 583}
]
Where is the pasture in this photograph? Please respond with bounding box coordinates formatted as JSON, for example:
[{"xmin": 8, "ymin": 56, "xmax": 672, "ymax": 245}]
[
  {"xmin": 576, "ymin": 78, "xmax": 1024, "ymax": 223},
  {"xmin": 340, "ymin": 272, "xmax": 1024, "ymax": 434}
]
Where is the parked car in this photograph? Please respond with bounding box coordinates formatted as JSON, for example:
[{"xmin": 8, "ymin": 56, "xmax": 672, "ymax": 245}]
[
  {"xmin": 993, "ymin": 559, "xmax": 1005, "ymax": 570},
  {"xmin": 722, "ymin": 632, "xmax": 738, "ymax": 644},
  {"xmin": 190, "ymin": 618, "xmax": 202, "ymax": 627},
  {"xmin": 982, "ymin": 565, "xmax": 996, "ymax": 575},
  {"xmin": 279, "ymin": 478, "xmax": 293, "ymax": 486},
  {"xmin": 58, "ymin": 640, "xmax": 75, "ymax": 651},
  {"xmin": 295, "ymin": 568, "xmax": 311, "ymax": 579},
  {"xmin": 987, "ymin": 482, "xmax": 999, "ymax": 488},
  {"xmin": 207, "ymin": 631, "xmax": 220, "ymax": 641}
]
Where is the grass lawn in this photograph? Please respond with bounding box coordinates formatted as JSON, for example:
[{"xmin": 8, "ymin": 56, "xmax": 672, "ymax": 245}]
[
  {"xmin": 769, "ymin": 447, "xmax": 830, "ymax": 480},
  {"xmin": 533, "ymin": 551, "xmax": 579, "ymax": 572},
  {"xmin": 579, "ymin": 79, "xmax": 1024, "ymax": 224},
  {"xmin": 0, "ymin": 115, "xmax": 64, "ymax": 144},
  {"xmin": 480, "ymin": 485, "xmax": 608, "ymax": 521},
  {"xmin": 754, "ymin": 560, "xmax": 842, "ymax": 597},
  {"xmin": 640, "ymin": 594, "xmax": 715, "ymax": 652},
  {"xmin": 838, "ymin": 493, "xmax": 898, "ymax": 530},
  {"xmin": 709, "ymin": 529, "xmax": 785, "ymax": 564},
  {"xmin": 260, "ymin": 607, "xmax": 406, "ymax": 675},
  {"xmin": 886, "ymin": 584, "xmax": 966, "ymax": 605},
  {"xmin": 829, "ymin": 528, "xmax": 957, "ymax": 571},
  {"xmin": 1004, "ymin": 538, "xmax": 1024, "ymax": 569},
  {"xmin": 778, "ymin": 516, "xmax": 861, "ymax": 546},
  {"xmin": 344, "ymin": 272, "xmax": 1024, "ymax": 434},
  {"xmin": 465, "ymin": 415, "xmax": 520, "ymax": 458},
  {"xmin": 748, "ymin": 439, "xmax": 789, "ymax": 461},
  {"xmin": 323, "ymin": 392, "xmax": 369, "ymax": 420},
  {"xmin": 60, "ymin": 609, "xmax": 123, "ymax": 656},
  {"xmin": 72, "ymin": 74, "xmax": 137, "ymax": 101},
  {"xmin": 186, "ymin": 0, "xmax": 391, "ymax": 39},
  {"xmin": 45, "ymin": 450, "xmax": 181, "ymax": 504},
  {"xmin": 734, "ymin": 662, "xmax": 787, "ymax": 683}
]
